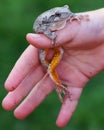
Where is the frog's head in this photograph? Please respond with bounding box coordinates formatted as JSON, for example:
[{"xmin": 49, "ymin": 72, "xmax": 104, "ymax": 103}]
[{"xmin": 53, "ymin": 5, "xmax": 71, "ymax": 22}]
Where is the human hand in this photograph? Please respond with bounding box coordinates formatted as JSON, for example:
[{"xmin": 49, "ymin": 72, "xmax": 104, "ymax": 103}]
[{"xmin": 2, "ymin": 8, "xmax": 104, "ymax": 127}]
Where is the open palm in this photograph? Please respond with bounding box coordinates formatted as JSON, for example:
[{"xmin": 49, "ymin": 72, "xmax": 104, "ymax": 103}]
[{"xmin": 2, "ymin": 9, "xmax": 104, "ymax": 127}]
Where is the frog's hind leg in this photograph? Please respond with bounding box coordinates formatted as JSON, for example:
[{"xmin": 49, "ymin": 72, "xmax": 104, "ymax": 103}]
[
  {"xmin": 48, "ymin": 47, "xmax": 70, "ymax": 102},
  {"xmin": 39, "ymin": 49, "xmax": 50, "ymax": 67},
  {"xmin": 50, "ymin": 69, "xmax": 69, "ymax": 102}
]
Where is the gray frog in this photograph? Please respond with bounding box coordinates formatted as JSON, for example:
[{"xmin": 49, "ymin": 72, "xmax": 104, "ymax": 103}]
[
  {"xmin": 32, "ymin": 5, "xmax": 88, "ymax": 102},
  {"xmin": 33, "ymin": 5, "xmax": 77, "ymax": 40}
]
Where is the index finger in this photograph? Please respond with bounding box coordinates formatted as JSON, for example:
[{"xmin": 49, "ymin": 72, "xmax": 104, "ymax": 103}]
[{"xmin": 5, "ymin": 45, "xmax": 39, "ymax": 91}]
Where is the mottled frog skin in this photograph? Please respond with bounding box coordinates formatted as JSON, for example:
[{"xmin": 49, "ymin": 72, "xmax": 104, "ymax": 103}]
[{"xmin": 33, "ymin": 5, "xmax": 75, "ymax": 40}]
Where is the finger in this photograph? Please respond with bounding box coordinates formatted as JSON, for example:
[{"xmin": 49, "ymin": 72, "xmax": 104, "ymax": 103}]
[
  {"xmin": 14, "ymin": 73, "xmax": 55, "ymax": 119},
  {"xmin": 2, "ymin": 65, "xmax": 44, "ymax": 111},
  {"xmin": 56, "ymin": 87, "xmax": 83, "ymax": 128},
  {"xmin": 5, "ymin": 45, "xmax": 39, "ymax": 91}
]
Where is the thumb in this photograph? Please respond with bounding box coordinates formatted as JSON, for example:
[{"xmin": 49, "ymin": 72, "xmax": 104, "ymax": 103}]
[
  {"xmin": 26, "ymin": 33, "xmax": 52, "ymax": 49},
  {"xmin": 26, "ymin": 21, "xmax": 77, "ymax": 49}
]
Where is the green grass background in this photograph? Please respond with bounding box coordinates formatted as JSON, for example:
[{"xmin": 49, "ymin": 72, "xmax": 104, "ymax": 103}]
[{"xmin": 0, "ymin": 0, "xmax": 104, "ymax": 130}]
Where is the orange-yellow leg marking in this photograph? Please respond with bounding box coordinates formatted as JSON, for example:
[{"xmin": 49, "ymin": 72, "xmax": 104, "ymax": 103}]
[
  {"xmin": 48, "ymin": 47, "xmax": 63, "ymax": 86},
  {"xmin": 48, "ymin": 47, "xmax": 70, "ymax": 102},
  {"xmin": 44, "ymin": 49, "xmax": 50, "ymax": 65}
]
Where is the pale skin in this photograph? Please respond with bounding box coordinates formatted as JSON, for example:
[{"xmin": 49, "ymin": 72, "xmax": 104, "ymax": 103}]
[{"xmin": 2, "ymin": 8, "xmax": 104, "ymax": 127}]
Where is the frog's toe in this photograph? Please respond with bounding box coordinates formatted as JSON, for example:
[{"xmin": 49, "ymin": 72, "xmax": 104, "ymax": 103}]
[{"xmin": 55, "ymin": 85, "xmax": 71, "ymax": 103}]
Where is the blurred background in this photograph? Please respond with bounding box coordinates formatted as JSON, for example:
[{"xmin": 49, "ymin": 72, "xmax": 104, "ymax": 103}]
[{"xmin": 0, "ymin": 0, "xmax": 104, "ymax": 130}]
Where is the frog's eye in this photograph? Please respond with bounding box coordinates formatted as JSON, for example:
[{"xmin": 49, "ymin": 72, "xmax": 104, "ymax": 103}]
[
  {"xmin": 55, "ymin": 12, "xmax": 61, "ymax": 17},
  {"xmin": 64, "ymin": 5, "xmax": 69, "ymax": 9}
]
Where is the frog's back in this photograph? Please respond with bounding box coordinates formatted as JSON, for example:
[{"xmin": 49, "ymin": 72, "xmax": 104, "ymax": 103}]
[{"xmin": 33, "ymin": 5, "xmax": 71, "ymax": 33}]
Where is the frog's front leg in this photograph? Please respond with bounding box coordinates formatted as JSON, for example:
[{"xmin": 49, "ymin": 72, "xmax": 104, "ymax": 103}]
[{"xmin": 41, "ymin": 25, "xmax": 57, "ymax": 41}]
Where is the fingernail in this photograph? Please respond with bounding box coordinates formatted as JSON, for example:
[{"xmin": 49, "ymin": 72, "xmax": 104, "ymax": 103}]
[{"xmin": 26, "ymin": 33, "xmax": 41, "ymax": 40}]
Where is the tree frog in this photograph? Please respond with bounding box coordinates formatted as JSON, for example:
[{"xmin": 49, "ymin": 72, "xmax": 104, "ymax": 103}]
[{"xmin": 33, "ymin": 5, "xmax": 88, "ymax": 102}]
